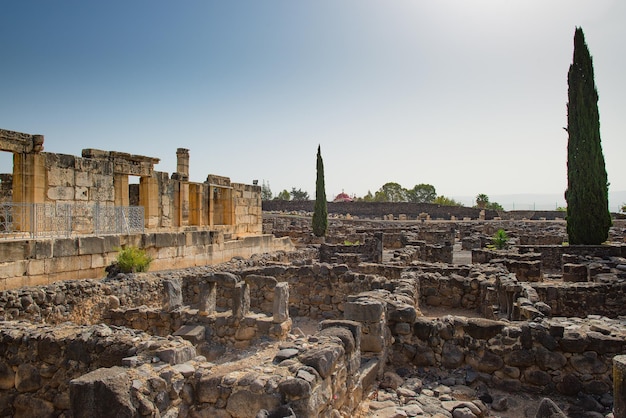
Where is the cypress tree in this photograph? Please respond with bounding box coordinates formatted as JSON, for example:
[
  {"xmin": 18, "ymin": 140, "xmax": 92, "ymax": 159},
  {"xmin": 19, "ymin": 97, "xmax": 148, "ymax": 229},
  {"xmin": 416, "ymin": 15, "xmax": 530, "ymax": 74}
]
[
  {"xmin": 312, "ymin": 145, "xmax": 328, "ymax": 237},
  {"xmin": 565, "ymin": 27, "xmax": 611, "ymax": 245}
]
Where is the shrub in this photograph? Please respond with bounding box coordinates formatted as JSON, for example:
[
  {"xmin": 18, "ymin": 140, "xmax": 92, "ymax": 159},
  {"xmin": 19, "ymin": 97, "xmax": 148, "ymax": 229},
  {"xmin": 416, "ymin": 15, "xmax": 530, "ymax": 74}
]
[
  {"xmin": 115, "ymin": 246, "xmax": 152, "ymax": 273},
  {"xmin": 491, "ymin": 229, "xmax": 509, "ymax": 250}
]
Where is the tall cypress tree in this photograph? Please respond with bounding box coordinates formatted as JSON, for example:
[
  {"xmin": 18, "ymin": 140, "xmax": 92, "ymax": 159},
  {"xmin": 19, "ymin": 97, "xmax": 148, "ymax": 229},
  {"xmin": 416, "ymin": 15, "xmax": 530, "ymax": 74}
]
[
  {"xmin": 565, "ymin": 27, "xmax": 611, "ymax": 245},
  {"xmin": 312, "ymin": 145, "xmax": 328, "ymax": 237}
]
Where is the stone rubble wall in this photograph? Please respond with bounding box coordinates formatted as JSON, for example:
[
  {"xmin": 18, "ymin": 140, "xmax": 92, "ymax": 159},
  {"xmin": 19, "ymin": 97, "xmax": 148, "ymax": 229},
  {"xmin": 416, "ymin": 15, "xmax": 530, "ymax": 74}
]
[
  {"xmin": 531, "ymin": 281, "xmax": 626, "ymax": 318},
  {"xmin": 0, "ymin": 321, "xmax": 196, "ymax": 418},
  {"xmin": 391, "ymin": 315, "xmax": 623, "ymax": 398},
  {"xmin": 0, "ymin": 320, "xmax": 373, "ymax": 418},
  {"xmin": 517, "ymin": 244, "xmax": 626, "ymax": 271}
]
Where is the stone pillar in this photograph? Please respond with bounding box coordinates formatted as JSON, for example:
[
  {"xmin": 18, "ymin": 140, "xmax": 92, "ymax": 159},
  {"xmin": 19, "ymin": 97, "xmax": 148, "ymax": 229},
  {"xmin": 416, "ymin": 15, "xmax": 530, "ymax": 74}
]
[
  {"xmin": 614, "ymin": 355, "xmax": 626, "ymax": 418},
  {"xmin": 198, "ymin": 280, "xmax": 217, "ymax": 316},
  {"xmin": 273, "ymin": 282, "xmax": 290, "ymax": 323},
  {"xmin": 176, "ymin": 148, "xmax": 189, "ymax": 180},
  {"xmin": 344, "ymin": 296, "xmax": 388, "ymax": 353},
  {"xmin": 139, "ymin": 175, "xmax": 160, "ymax": 228},
  {"xmin": 70, "ymin": 367, "xmax": 135, "ymax": 418},
  {"xmin": 232, "ymin": 282, "xmax": 250, "ymax": 319},
  {"xmin": 113, "ymin": 174, "xmax": 129, "ymax": 206},
  {"xmin": 163, "ymin": 279, "xmax": 183, "ymax": 311}
]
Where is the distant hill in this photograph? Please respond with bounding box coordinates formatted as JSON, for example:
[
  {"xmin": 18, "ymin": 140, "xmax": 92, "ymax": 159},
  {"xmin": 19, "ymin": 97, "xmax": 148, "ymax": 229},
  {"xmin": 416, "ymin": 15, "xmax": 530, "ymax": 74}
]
[{"xmin": 453, "ymin": 190, "xmax": 626, "ymax": 212}]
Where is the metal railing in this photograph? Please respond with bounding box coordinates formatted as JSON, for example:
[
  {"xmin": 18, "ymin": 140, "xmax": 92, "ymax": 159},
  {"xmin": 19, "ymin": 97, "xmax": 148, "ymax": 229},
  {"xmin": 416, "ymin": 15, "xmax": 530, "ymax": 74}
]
[{"xmin": 0, "ymin": 202, "xmax": 144, "ymax": 239}]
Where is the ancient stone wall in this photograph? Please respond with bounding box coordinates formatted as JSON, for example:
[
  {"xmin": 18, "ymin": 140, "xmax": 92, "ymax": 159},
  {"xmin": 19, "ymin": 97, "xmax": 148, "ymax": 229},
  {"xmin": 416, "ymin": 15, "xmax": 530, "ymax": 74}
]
[
  {"xmin": 0, "ymin": 232, "xmax": 294, "ymax": 290},
  {"xmin": 532, "ymin": 281, "xmax": 626, "ymax": 318},
  {"xmin": 393, "ymin": 316, "xmax": 621, "ymax": 398},
  {"xmin": 263, "ymin": 200, "xmax": 497, "ymax": 220},
  {"xmin": 518, "ymin": 244, "xmax": 626, "ymax": 271}
]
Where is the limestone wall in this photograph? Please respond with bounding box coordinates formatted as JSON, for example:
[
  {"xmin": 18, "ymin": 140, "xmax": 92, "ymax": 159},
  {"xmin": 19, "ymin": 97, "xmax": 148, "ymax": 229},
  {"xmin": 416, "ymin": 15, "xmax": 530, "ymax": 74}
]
[{"xmin": 0, "ymin": 232, "xmax": 294, "ymax": 290}]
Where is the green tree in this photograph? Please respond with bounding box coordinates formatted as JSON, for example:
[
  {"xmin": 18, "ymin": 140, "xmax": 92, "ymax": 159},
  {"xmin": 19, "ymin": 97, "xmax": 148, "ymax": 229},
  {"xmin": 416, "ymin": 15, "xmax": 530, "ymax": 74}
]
[
  {"xmin": 475, "ymin": 194, "xmax": 489, "ymax": 209},
  {"xmin": 433, "ymin": 195, "xmax": 462, "ymax": 206},
  {"xmin": 290, "ymin": 187, "xmax": 310, "ymax": 201},
  {"xmin": 261, "ymin": 180, "xmax": 273, "ymax": 201},
  {"xmin": 361, "ymin": 190, "xmax": 374, "ymax": 202},
  {"xmin": 565, "ymin": 27, "xmax": 611, "ymax": 245},
  {"xmin": 486, "ymin": 201, "xmax": 504, "ymax": 211},
  {"xmin": 312, "ymin": 145, "xmax": 328, "ymax": 237},
  {"xmin": 374, "ymin": 182, "xmax": 407, "ymax": 202},
  {"xmin": 276, "ymin": 189, "xmax": 291, "ymax": 200},
  {"xmin": 621, "ymin": 203, "xmax": 626, "ymax": 213},
  {"xmin": 406, "ymin": 184, "xmax": 437, "ymax": 203}
]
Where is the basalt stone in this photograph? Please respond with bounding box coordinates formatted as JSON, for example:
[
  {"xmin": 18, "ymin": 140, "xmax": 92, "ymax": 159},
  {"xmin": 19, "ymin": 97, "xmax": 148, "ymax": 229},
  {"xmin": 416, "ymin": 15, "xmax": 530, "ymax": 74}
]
[
  {"xmin": 413, "ymin": 318, "xmax": 434, "ymax": 340},
  {"xmin": 298, "ymin": 345, "xmax": 344, "ymax": 379},
  {"xmin": 442, "ymin": 341, "xmax": 465, "ymax": 369},
  {"xmin": 570, "ymin": 352, "xmax": 608, "ymax": 375},
  {"xmin": 70, "ymin": 367, "xmax": 135, "ymax": 418},
  {"xmin": 556, "ymin": 373, "xmax": 582, "ymax": 396},
  {"xmin": 0, "ymin": 360, "xmax": 15, "ymax": 390},
  {"xmin": 586, "ymin": 331, "xmax": 624, "ymax": 354},
  {"xmin": 13, "ymin": 394, "xmax": 54, "ymax": 418},
  {"xmin": 319, "ymin": 327, "xmax": 355, "ymax": 354},
  {"xmin": 226, "ymin": 390, "xmax": 281, "ymax": 417},
  {"xmin": 558, "ymin": 333, "xmax": 588, "ymax": 353},
  {"xmin": 505, "ymin": 349, "xmax": 535, "ymax": 368},
  {"xmin": 535, "ymin": 398, "xmax": 567, "ymax": 418},
  {"xmin": 464, "ymin": 318, "xmax": 504, "ymax": 340},
  {"xmin": 411, "ymin": 344, "xmax": 436, "ymax": 367},
  {"xmin": 535, "ymin": 347, "xmax": 566, "ymax": 371},
  {"xmin": 523, "ymin": 368, "xmax": 552, "ymax": 387},
  {"xmin": 15, "ymin": 364, "xmax": 41, "ymax": 393},
  {"xmin": 466, "ymin": 350, "xmax": 503, "ymax": 373},
  {"xmin": 278, "ymin": 378, "xmax": 311, "ymax": 400},
  {"xmin": 387, "ymin": 301, "xmax": 417, "ymax": 323},
  {"xmin": 582, "ymin": 379, "xmax": 610, "ymax": 396},
  {"xmin": 536, "ymin": 331, "xmax": 558, "ymax": 351}
]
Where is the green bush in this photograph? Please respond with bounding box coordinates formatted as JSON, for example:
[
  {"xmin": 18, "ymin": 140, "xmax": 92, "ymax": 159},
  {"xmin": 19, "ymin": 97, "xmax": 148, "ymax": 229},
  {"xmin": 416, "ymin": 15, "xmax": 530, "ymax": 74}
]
[
  {"xmin": 115, "ymin": 246, "xmax": 152, "ymax": 273},
  {"xmin": 491, "ymin": 229, "xmax": 509, "ymax": 250}
]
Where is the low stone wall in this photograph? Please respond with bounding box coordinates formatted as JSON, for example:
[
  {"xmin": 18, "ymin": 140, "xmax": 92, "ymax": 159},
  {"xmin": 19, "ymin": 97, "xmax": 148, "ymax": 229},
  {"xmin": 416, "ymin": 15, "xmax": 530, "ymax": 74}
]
[
  {"xmin": 320, "ymin": 233, "xmax": 383, "ymax": 265},
  {"xmin": 263, "ymin": 200, "xmax": 497, "ymax": 220},
  {"xmin": 472, "ymin": 249, "xmax": 543, "ymax": 282},
  {"xmin": 517, "ymin": 244, "xmax": 626, "ymax": 271},
  {"xmin": 391, "ymin": 316, "xmax": 622, "ymax": 398},
  {"xmin": 0, "ymin": 321, "xmax": 196, "ymax": 417},
  {"xmin": 0, "ymin": 231, "xmax": 294, "ymax": 290},
  {"xmin": 532, "ymin": 281, "xmax": 626, "ymax": 318}
]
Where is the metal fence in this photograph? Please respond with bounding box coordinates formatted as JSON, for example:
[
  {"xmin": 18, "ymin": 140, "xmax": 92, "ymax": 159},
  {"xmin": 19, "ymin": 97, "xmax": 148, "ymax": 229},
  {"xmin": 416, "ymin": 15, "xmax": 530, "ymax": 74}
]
[{"xmin": 0, "ymin": 202, "xmax": 144, "ymax": 239}]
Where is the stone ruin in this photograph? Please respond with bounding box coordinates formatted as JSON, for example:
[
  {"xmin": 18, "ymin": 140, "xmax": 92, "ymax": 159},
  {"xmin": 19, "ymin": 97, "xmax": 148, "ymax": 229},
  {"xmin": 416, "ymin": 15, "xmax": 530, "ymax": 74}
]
[
  {"xmin": 0, "ymin": 128, "xmax": 293, "ymax": 288},
  {"xmin": 0, "ymin": 199, "xmax": 625, "ymax": 416}
]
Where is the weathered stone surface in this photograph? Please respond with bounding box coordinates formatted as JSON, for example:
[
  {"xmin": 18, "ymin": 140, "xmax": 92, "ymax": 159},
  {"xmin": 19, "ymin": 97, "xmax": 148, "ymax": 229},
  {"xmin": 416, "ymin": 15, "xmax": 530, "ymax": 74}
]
[
  {"xmin": 466, "ymin": 350, "xmax": 503, "ymax": 373},
  {"xmin": 163, "ymin": 279, "xmax": 183, "ymax": 311},
  {"xmin": 278, "ymin": 378, "xmax": 311, "ymax": 400},
  {"xmin": 464, "ymin": 318, "xmax": 505, "ymax": 340},
  {"xmin": 298, "ymin": 345, "xmax": 344, "ymax": 379},
  {"xmin": 505, "ymin": 349, "xmax": 535, "ymax": 367},
  {"xmin": 273, "ymin": 282, "xmax": 289, "ymax": 323},
  {"xmin": 15, "ymin": 364, "xmax": 41, "ymax": 393},
  {"xmin": 535, "ymin": 347, "xmax": 566, "ymax": 371},
  {"xmin": 570, "ymin": 352, "xmax": 607, "ymax": 375},
  {"xmin": 441, "ymin": 342, "xmax": 464, "ymax": 369},
  {"xmin": 556, "ymin": 373, "xmax": 582, "ymax": 396},
  {"xmin": 226, "ymin": 389, "xmax": 281, "ymax": 418},
  {"xmin": 13, "ymin": 394, "xmax": 54, "ymax": 418},
  {"xmin": 0, "ymin": 360, "xmax": 15, "ymax": 390},
  {"xmin": 70, "ymin": 367, "xmax": 135, "ymax": 418},
  {"xmin": 319, "ymin": 327, "xmax": 355, "ymax": 355},
  {"xmin": 344, "ymin": 298, "xmax": 385, "ymax": 322},
  {"xmin": 535, "ymin": 397, "xmax": 567, "ymax": 418}
]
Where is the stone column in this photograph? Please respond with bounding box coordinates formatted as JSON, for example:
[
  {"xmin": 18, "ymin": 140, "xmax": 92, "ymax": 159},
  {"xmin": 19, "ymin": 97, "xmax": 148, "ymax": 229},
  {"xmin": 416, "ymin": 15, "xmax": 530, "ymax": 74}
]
[
  {"xmin": 232, "ymin": 282, "xmax": 250, "ymax": 319},
  {"xmin": 198, "ymin": 280, "xmax": 216, "ymax": 316},
  {"xmin": 273, "ymin": 282, "xmax": 290, "ymax": 323},
  {"xmin": 176, "ymin": 148, "xmax": 189, "ymax": 180},
  {"xmin": 163, "ymin": 279, "xmax": 183, "ymax": 312},
  {"xmin": 344, "ymin": 296, "xmax": 388, "ymax": 353},
  {"xmin": 139, "ymin": 175, "xmax": 160, "ymax": 228},
  {"xmin": 614, "ymin": 355, "xmax": 626, "ymax": 418},
  {"xmin": 113, "ymin": 174, "xmax": 129, "ymax": 207}
]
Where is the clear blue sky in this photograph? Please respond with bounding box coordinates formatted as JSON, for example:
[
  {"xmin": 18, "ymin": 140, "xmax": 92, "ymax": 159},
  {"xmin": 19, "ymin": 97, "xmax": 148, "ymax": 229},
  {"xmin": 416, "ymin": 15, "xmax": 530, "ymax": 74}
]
[{"xmin": 1, "ymin": 1, "xmax": 625, "ymax": 207}]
